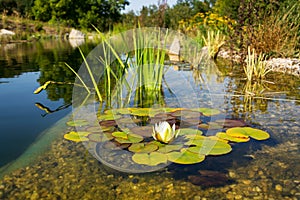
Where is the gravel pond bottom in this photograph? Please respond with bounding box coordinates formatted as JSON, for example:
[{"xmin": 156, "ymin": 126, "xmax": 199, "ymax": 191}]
[{"xmin": 0, "ymin": 101, "xmax": 299, "ymax": 200}]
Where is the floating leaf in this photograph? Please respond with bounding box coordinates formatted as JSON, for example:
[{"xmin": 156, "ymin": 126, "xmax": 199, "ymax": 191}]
[
  {"xmin": 113, "ymin": 108, "xmax": 132, "ymax": 115},
  {"xmin": 112, "ymin": 132, "xmax": 144, "ymax": 143},
  {"xmin": 88, "ymin": 133, "xmax": 113, "ymax": 142},
  {"xmin": 191, "ymin": 108, "xmax": 221, "ymax": 116},
  {"xmin": 129, "ymin": 108, "xmax": 151, "ymax": 116},
  {"xmin": 132, "ymin": 152, "xmax": 168, "ymax": 166},
  {"xmin": 215, "ymin": 119, "xmax": 247, "ymax": 128},
  {"xmin": 130, "ymin": 126, "xmax": 153, "ymax": 137},
  {"xmin": 99, "ymin": 120, "xmax": 117, "ymax": 127},
  {"xmin": 167, "ymin": 150, "xmax": 205, "ymax": 164},
  {"xmin": 98, "ymin": 113, "xmax": 121, "ymax": 121},
  {"xmin": 178, "ymin": 128, "xmax": 203, "ymax": 136},
  {"xmin": 216, "ymin": 132, "xmax": 250, "ymax": 143},
  {"xmin": 66, "ymin": 119, "xmax": 89, "ymax": 127},
  {"xmin": 86, "ymin": 126, "xmax": 114, "ymax": 132},
  {"xmin": 128, "ymin": 143, "xmax": 158, "ymax": 153},
  {"xmin": 197, "ymin": 124, "xmax": 209, "ymax": 129},
  {"xmin": 227, "ymin": 127, "xmax": 269, "ymax": 140},
  {"xmin": 63, "ymin": 131, "xmax": 89, "ymax": 142},
  {"xmin": 116, "ymin": 117, "xmax": 142, "ymax": 124},
  {"xmin": 171, "ymin": 110, "xmax": 202, "ymax": 118},
  {"xmin": 181, "ymin": 118, "xmax": 201, "ymax": 125},
  {"xmin": 157, "ymin": 144, "xmax": 183, "ymax": 153},
  {"xmin": 187, "ymin": 139, "xmax": 232, "ymax": 155}
]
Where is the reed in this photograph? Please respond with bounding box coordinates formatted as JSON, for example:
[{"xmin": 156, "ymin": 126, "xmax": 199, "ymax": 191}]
[
  {"xmin": 202, "ymin": 30, "xmax": 225, "ymax": 59},
  {"xmin": 244, "ymin": 47, "xmax": 270, "ymax": 81}
]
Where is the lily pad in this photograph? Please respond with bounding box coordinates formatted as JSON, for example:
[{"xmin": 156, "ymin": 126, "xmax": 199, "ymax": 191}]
[
  {"xmin": 99, "ymin": 120, "xmax": 117, "ymax": 127},
  {"xmin": 116, "ymin": 117, "xmax": 142, "ymax": 124},
  {"xmin": 191, "ymin": 108, "xmax": 221, "ymax": 116},
  {"xmin": 215, "ymin": 119, "xmax": 247, "ymax": 128},
  {"xmin": 86, "ymin": 126, "xmax": 114, "ymax": 132},
  {"xmin": 177, "ymin": 128, "xmax": 203, "ymax": 136},
  {"xmin": 171, "ymin": 110, "xmax": 202, "ymax": 118},
  {"xmin": 181, "ymin": 118, "xmax": 201, "ymax": 125},
  {"xmin": 112, "ymin": 108, "xmax": 132, "ymax": 115},
  {"xmin": 112, "ymin": 131, "xmax": 144, "ymax": 143},
  {"xmin": 130, "ymin": 126, "xmax": 153, "ymax": 137},
  {"xmin": 187, "ymin": 139, "xmax": 232, "ymax": 155},
  {"xmin": 226, "ymin": 127, "xmax": 270, "ymax": 140},
  {"xmin": 66, "ymin": 119, "xmax": 89, "ymax": 127},
  {"xmin": 132, "ymin": 152, "xmax": 168, "ymax": 166},
  {"xmin": 98, "ymin": 113, "xmax": 121, "ymax": 121},
  {"xmin": 198, "ymin": 123, "xmax": 209, "ymax": 129},
  {"xmin": 63, "ymin": 131, "xmax": 90, "ymax": 142},
  {"xmin": 87, "ymin": 133, "xmax": 113, "ymax": 142},
  {"xmin": 157, "ymin": 144, "xmax": 183, "ymax": 153},
  {"xmin": 216, "ymin": 132, "xmax": 250, "ymax": 143},
  {"xmin": 129, "ymin": 108, "xmax": 151, "ymax": 116},
  {"xmin": 167, "ymin": 150, "xmax": 206, "ymax": 164},
  {"xmin": 128, "ymin": 143, "xmax": 158, "ymax": 153}
]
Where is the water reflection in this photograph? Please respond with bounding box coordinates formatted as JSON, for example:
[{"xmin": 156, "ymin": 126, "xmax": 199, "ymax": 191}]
[{"xmin": 0, "ymin": 39, "xmax": 96, "ymax": 167}]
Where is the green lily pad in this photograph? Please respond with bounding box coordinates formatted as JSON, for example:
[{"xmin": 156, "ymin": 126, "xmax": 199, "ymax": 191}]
[
  {"xmin": 132, "ymin": 152, "xmax": 168, "ymax": 166},
  {"xmin": 167, "ymin": 150, "xmax": 206, "ymax": 164},
  {"xmin": 98, "ymin": 113, "xmax": 121, "ymax": 121},
  {"xmin": 66, "ymin": 119, "xmax": 89, "ymax": 127},
  {"xmin": 112, "ymin": 108, "xmax": 132, "ymax": 115},
  {"xmin": 191, "ymin": 108, "xmax": 221, "ymax": 116},
  {"xmin": 128, "ymin": 143, "xmax": 158, "ymax": 153},
  {"xmin": 216, "ymin": 132, "xmax": 250, "ymax": 143},
  {"xmin": 187, "ymin": 139, "xmax": 232, "ymax": 155},
  {"xmin": 185, "ymin": 135, "xmax": 206, "ymax": 141},
  {"xmin": 157, "ymin": 144, "xmax": 183, "ymax": 153},
  {"xmin": 226, "ymin": 127, "xmax": 270, "ymax": 140},
  {"xmin": 178, "ymin": 128, "xmax": 203, "ymax": 136},
  {"xmin": 63, "ymin": 131, "xmax": 90, "ymax": 142},
  {"xmin": 112, "ymin": 131, "xmax": 144, "ymax": 143},
  {"xmin": 116, "ymin": 117, "xmax": 142, "ymax": 124},
  {"xmin": 87, "ymin": 133, "xmax": 113, "ymax": 142},
  {"xmin": 198, "ymin": 123, "xmax": 209, "ymax": 130},
  {"xmin": 129, "ymin": 108, "xmax": 151, "ymax": 116}
]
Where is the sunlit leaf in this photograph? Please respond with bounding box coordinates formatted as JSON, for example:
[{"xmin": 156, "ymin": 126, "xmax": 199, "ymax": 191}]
[
  {"xmin": 187, "ymin": 139, "xmax": 232, "ymax": 155},
  {"xmin": 191, "ymin": 108, "xmax": 221, "ymax": 116},
  {"xmin": 216, "ymin": 132, "xmax": 250, "ymax": 143},
  {"xmin": 177, "ymin": 128, "xmax": 203, "ymax": 136},
  {"xmin": 157, "ymin": 144, "xmax": 183, "ymax": 153},
  {"xmin": 132, "ymin": 152, "xmax": 168, "ymax": 166},
  {"xmin": 87, "ymin": 133, "xmax": 113, "ymax": 142},
  {"xmin": 227, "ymin": 127, "xmax": 270, "ymax": 140},
  {"xmin": 112, "ymin": 131, "xmax": 144, "ymax": 143},
  {"xmin": 167, "ymin": 150, "xmax": 205, "ymax": 164},
  {"xmin": 63, "ymin": 131, "xmax": 89, "ymax": 142},
  {"xmin": 66, "ymin": 119, "xmax": 89, "ymax": 127},
  {"xmin": 128, "ymin": 143, "xmax": 158, "ymax": 153}
]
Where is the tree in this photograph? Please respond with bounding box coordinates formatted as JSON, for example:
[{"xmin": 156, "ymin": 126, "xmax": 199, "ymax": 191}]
[{"xmin": 31, "ymin": 0, "xmax": 129, "ymax": 31}]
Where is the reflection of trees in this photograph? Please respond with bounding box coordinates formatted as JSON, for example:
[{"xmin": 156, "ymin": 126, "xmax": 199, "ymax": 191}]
[
  {"xmin": 37, "ymin": 41, "xmax": 96, "ymax": 103},
  {"xmin": 0, "ymin": 40, "xmax": 96, "ymax": 104}
]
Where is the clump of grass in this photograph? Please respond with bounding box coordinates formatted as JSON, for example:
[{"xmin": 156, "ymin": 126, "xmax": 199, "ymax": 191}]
[
  {"xmin": 244, "ymin": 47, "xmax": 270, "ymax": 81},
  {"xmin": 202, "ymin": 30, "xmax": 225, "ymax": 59},
  {"xmin": 249, "ymin": 11, "xmax": 299, "ymax": 58}
]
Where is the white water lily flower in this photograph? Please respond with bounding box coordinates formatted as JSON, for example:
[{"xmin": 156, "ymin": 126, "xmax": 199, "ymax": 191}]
[{"xmin": 152, "ymin": 121, "xmax": 178, "ymax": 144}]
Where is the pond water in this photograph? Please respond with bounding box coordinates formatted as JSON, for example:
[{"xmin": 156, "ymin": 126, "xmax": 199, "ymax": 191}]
[
  {"xmin": 0, "ymin": 40, "xmax": 95, "ymax": 168},
  {"xmin": 0, "ymin": 39, "xmax": 299, "ymax": 199}
]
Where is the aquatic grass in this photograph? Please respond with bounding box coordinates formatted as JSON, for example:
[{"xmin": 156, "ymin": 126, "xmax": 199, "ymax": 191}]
[
  {"xmin": 202, "ymin": 30, "xmax": 225, "ymax": 59},
  {"xmin": 244, "ymin": 47, "xmax": 271, "ymax": 81}
]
